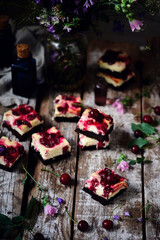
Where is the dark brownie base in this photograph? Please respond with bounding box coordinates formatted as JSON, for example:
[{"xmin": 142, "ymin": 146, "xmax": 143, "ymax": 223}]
[
  {"xmin": 80, "ymin": 145, "xmax": 110, "ymax": 151},
  {"xmin": 75, "ymin": 125, "xmax": 113, "ymax": 142},
  {"xmin": 0, "ymin": 154, "xmax": 24, "ymax": 172},
  {"xmin": 83, "ymin": 187, "xmax": 126, "ymax": 206},
  {"xmin": 2, "ymin": 123, "xmax": 43, "ymax": 141},
  {"xmin": 55, "ymin": 116, "xmax": 80, "ymax": 122},
  {"xmin": 32, "ymin": 147, "xmax": 70, "ymax": 165}
]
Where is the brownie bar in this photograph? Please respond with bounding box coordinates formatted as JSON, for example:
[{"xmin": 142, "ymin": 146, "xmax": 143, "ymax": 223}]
[
  {"xmin": 32, "ymin": 147, "xmax": 70, "ymax": 165},
  {"xmin": 98, "ymin": 67, "xmax": 132, "ymax": 80},
  {"xmin": 75, "ymin": 125, "xmax": 113, "ymax": 142},
  {"xmin": 83, "ymin": 187, "xmax": 126, "ymax": 206},
  {"xmin": 80, "ymin": 145, "xmax": 110, "ymax": 151}
]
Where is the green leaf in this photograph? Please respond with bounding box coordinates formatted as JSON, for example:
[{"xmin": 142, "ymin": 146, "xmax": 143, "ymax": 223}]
[
  {"xmin": 158, "ymin": 118, "xmax": 160, "ymax": 126},
  {"xmin": 15, "ymin": 232, "xmax": 22, "ymax": 240},
  {"xmin": 143, "ymin": 159, "xmax": 152, "ymax": 163},
  {"xmin": 24, "ymin": 196, "xmax": 36, "ymax": 220},
  {"xmin": 136, "ymin": 157, "xmax": 144, "ymax": 164},
  {"xmin": 146, "ymin": 204, "xmax": 151, "ymax": 214},
  {"xmin": 131, "ymin": 123, "xmax": 142, "ymax": 132},
  {"xmin": 116, "ymin": 153, "xmax": 127, "ymax": 163},
  {"xmin": 128, "ymin": 137, "xmax": 148, "ymax": 148},
  {"xmin": 12, "ymin": 215, "xmax": 24, "ymax": 225},
  {"xmin": 129, "ymin": 160, "xmax": 136, "ymax": 165},
  {"xmin": 141, "ymin": 123, "xmax": 156, "ymax": 135},
  {"xmin": 131, "ymin": 123, "xmax": 156, "ymax": 136},
  {"xmin": 0, "ymin": 214, "xmax": 13, "ymax": 225}
]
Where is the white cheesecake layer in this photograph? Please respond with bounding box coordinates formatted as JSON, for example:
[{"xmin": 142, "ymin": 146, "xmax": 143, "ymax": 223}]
[
  {"xmin": 31, "ymin": 127, "xmax": 71, "ymax": 160},
  {"xmin": 79, "ymin": 134, "xmax": 110, "ymax": 149}
]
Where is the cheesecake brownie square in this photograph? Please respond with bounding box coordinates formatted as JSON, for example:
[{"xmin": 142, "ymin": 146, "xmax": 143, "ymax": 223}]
[
  {"xmin": 98, "ymin": 50, "xmax": 135, "ymax": 88},
  {"xmin": 79, "ymin": 133, "xmax": 110, "ymax": 150},
  {"xmin": 83, "ymin": 167, "xmax": 128, "ymax": 205},
  {"xmin": 3, "ymin": 104, "xmax": 43, "ymax": 140},
  {"xmin": 0, "ymin": 136, "xmax": 24, "ymax": 171},
  {"xmin": 76, "ymin": 108, "xmax": 113, "ymax": 141},
  {"xmin": 31, "ymin": 127, "xmax": 71, "ymax": 164},
  {"xmin": 54, "ymin": 94, "xmax": 82, "ymax": 121}
]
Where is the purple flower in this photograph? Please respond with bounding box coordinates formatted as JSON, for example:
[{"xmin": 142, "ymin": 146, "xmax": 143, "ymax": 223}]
[
  {"xmin": 44, "ymin": 204, "xmax": 58, "ymax": 216},
  {"xmin": 0, "ymin": 145, "xmax": 6, "ymax": 155},
  {"xmin": 138, "ymin": 217, "xmax": 143, "ymax": 222},
  {"xmin": 112, "ymin": 99, "xmax": 124, "ymax": 114},
  {"xmin": 129, "ymin": 19, "xmax": 143, "ymax": 32},
  {"xmin": 47, "ymin": 25, "xmax": 55, "ymax": 33},
  {"xmin": 83, "ymin": 1, "xmax": 90, "ymax": 13},
  {"xmin": 104, "ymin": 238, "xmax": 108, "ymax": 240},
  {"xmin": 124, "ymin": 211, "xmax": 131, "ymax": 217},
  {"xmin": 117, "ymin": 160, "xmax": 129, "ymax": 172},
  {"xmin": 57, "ymin": 198, "xmax": 64, "ymax": 205},
  {"xmin": 114, "ymin": 215, "xmax": 120, "ymax": 220}
]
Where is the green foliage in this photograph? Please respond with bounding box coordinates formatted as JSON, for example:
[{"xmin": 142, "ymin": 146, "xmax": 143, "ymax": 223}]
[
  {"xmin": 131, "ymin": 123, "xmax": 156, "ymax": 136},
  {"xmin": 128, "ymin": 137, "xmax": 148, "ymax": 148}
]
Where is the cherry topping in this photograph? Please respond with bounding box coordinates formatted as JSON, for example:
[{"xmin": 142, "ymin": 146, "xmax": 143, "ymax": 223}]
[
  {"xmin": 88, "ymin": 109, "xmax": 104, "ymax": 123},
  {"xmin": 27, "ymin": 114, "xmax": 37, "ymax": 121},
  {"xmin": 18, "ymin": 145, "xmax": 24, "ymax": 155},
  {"xmin": 142, "ymin": 115, "xmax": 153, "ymax": 124},
  {"xmin": 102, "ymin": 219, "xmax": 113, "ymax": 230},
  {"xmin": 60, "ymin": 173, "xmax": 71, "ymax": 185},
  {"xmin": 57, "ymin": 103, "xmax": 69, "ymax": 114},
  {"xmin": 34, "ymin": 233, "xmax": 45, "ymax": 240},
  {"xmin": 7, "ymin": 146, "xmax": 16, "ymax": 155},
  {"xmin": 78, "ymin": 220, "xmax": 89, "ymax": 232},
  {"xmin": 134, "ymin": 129, "xmax": 143, "ymax": 138},
  {"xmin": 63, "ymin": 145, "xmax": 69, "ymax": 154},
  {"xmin": 12, "ymin": 109, "xmax": 20, "ymax": 116},
  {"xmin": 14, "ymin": 119, "xmax": 32, "ymax": 128},
  {"xmin": 131, "ymin": 145, "xmax": 140, "ymax": 154},
  {"xmin": 154, "ymin": 106, "xmax": 160, "ymax": 115}
]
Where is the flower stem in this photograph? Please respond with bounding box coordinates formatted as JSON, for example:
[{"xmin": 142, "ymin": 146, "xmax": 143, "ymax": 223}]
[
  {"xmin": 65, "ymin": 207, "xmax": 78, "ymax": 224},
  {"xmin": 41, "ymin": 168, "xmax": 61, "ymax": 178},
  {"xmin": 109, "ymin": 204, "xmax": 123, "ymax": 220},
  {"xmin": 22, "ymin": 165, "xmax": 48, "ymax": 199}
]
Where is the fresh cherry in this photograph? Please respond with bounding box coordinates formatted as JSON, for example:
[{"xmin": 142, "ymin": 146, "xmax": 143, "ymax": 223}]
[
  {"xmin": 154, "ymin": 106, "xmax": 160, "ymax": 115},
  {"xmin": 34, "ymin": 233, "xmax": 45, "ymax": 240},
  {"xmin": 131, "ymin": 145, "xmax": 140, "ymax": 154},
  {"xmin": 60, "ymin": 173, "xmax": 71, "ymax": 185},
  {"xmin": 134, "ymin": 129, "xmax": 143, "ymax": 138},
  {"xmin": 102, "ymin": 219, "xmax": 113, "ymax": 230},
  {"xmin": 142, "ymin": 115, "xmax": 153, "ymax": 124},
  {"xmin": 78, "ymin": 220, "xmax": 89, "ymax": 232}
]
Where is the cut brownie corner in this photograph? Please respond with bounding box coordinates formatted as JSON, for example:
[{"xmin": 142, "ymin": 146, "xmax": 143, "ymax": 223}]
[{"xmin": 83, "ymin": 167, "xmax": 128, "ymax": 205}]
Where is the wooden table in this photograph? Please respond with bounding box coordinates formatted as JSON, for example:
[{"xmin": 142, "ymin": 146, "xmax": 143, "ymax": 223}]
[{"xmin": 0, "ymin": 40, "xmax": 160, "ymax": 240}]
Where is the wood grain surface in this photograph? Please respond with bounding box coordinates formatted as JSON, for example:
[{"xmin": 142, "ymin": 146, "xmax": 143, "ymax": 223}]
[{"xmin": 0, "ymin": 39, "xmax": 160, "ymax": 240}]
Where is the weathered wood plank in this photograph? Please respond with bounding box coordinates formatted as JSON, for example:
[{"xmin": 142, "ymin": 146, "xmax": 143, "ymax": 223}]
[
  {"xmin": 0, "ymin": 99, "xmax": 36, "ymax": 219},
  {"xmin": 142, "ymin": 38, "xmax": 160, "ymax": 239},
  {"xmin": 73, "ymin": 42, "xmax": 143, "ymax": 240},
  {"xmin": 23, "ymin": 90, "xmax": 79, "ymax": 239}
]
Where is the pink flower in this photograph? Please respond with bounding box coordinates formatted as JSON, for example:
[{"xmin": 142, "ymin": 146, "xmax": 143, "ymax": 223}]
[
  {"xmin": 44, "ymin": 204, "xmax": 58, "ymax": 216},
  {"xmin": 117, "ymin": 160, "xmax": 129, "ymax": 172},
  {"xmin": 129, "ymin": 19, "xmax": 143, "ymax": 32},
  {"xmin": 112, "ymin": 99, "xmax": 124, "ymax": 114}
]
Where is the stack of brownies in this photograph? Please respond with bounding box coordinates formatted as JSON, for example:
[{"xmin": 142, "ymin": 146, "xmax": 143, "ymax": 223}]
[{"xmin": 76, "ymin": 108, "xmax": 114, "ymax": 150}]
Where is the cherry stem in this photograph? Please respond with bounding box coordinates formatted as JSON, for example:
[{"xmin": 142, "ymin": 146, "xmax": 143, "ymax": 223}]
[
  {"xmin": 22, "ymin": 165, "xmax": 48, "ymax": 200},
  {"xmin": 41, "ymin": 168, "xmax": 61, "ymax": 178},
  {"xmin": 65, "ymin": 207, "xmax": 78, "ymax": 224},
  {"xmin": 72, "ymin": 102, "xmax": 90, "ymax": 109}
]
